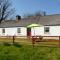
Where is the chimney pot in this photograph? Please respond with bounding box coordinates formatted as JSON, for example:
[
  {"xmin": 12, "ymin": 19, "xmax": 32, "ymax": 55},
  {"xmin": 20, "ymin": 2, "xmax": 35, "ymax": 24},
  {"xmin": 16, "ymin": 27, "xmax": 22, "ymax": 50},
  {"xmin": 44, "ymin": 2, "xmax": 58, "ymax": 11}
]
[{"xmin": 16, "ymin": 15, "xmax": 21, "ymax": 21}]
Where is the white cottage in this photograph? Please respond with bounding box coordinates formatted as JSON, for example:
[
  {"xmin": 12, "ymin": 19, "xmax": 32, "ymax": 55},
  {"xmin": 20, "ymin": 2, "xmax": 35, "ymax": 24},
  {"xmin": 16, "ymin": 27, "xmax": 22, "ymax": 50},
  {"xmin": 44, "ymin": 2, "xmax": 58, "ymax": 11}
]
[{"xmin": 0, "ymin": 14, "xmax": 60, "ymax": 37}]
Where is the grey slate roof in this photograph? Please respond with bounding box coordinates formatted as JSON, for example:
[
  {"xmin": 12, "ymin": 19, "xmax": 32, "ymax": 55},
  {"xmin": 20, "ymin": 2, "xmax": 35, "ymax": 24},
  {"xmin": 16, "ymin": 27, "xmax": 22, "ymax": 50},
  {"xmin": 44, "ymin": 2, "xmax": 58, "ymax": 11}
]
[
  {"xmin": 39, "ymin": 14, "xmax": 60, "ymax": 26},
  {"xmin": 0, "ymin": 14, "xmax": 60, "ymax": 28}
]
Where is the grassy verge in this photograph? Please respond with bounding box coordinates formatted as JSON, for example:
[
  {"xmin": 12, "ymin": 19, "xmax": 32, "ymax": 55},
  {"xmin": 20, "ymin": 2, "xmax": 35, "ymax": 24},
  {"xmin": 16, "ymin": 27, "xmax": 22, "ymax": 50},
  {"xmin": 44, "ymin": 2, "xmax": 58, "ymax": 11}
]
[
  {"xmin": 0, "ymin": 38, "xmax": 60, "ymax": 60},
  {"xmin": 0, "ymin": 44, "xmax": 60, "ymax": 60}
]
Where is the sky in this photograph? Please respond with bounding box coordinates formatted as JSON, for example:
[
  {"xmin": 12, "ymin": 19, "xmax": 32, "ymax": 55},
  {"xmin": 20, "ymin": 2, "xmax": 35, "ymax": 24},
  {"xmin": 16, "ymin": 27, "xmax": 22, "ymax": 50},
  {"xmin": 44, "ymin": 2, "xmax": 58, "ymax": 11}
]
[{"xmin": 11, "ymin": 0, "xmax": 60, "ymax": 17}]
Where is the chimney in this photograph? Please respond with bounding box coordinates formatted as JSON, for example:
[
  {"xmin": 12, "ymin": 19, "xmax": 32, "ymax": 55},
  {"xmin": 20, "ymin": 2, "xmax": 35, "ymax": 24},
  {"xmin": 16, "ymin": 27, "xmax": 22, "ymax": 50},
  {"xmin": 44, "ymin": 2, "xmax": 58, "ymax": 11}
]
[{"xmin": 16, "ymin": 15, "xmax": 21, "ymax": 21}]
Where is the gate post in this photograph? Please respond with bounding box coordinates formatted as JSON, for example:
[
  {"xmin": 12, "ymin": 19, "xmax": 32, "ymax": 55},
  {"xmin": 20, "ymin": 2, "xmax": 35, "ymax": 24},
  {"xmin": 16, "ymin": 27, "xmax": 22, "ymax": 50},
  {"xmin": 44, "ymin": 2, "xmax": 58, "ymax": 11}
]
[
  {"xmin": 13, "ymin": 36, "xmax": 15, "ymax": 44},
  {"xmin": 32, "ymin": 36, "xmax": 35, "ymax": 47},
  {"xmin": 59, "ymin": 36, "xmax": 60, "ymax": 47}
]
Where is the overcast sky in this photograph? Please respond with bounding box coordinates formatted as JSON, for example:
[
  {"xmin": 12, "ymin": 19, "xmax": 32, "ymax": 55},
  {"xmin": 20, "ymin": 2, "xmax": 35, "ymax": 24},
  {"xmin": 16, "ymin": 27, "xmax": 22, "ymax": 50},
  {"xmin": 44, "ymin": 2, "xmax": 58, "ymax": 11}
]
[{"xmin": 11, "ymin": 0, "xmax": 60, "ymax": 16}]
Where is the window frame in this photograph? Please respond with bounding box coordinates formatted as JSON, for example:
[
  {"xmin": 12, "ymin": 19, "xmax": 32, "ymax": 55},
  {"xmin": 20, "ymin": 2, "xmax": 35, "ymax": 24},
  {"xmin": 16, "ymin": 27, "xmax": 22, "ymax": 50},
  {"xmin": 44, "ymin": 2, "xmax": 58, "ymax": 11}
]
[
  {"xmin": 44, "ymin": 27, "xmax": 50, "ymax": 34},
  {"xmin": 2, "ymin": 28, "xmax": 5, "ymax": 34},
  {"xmin": 17, "ymin": 28, "xmax": 21, "ymax": 33}
]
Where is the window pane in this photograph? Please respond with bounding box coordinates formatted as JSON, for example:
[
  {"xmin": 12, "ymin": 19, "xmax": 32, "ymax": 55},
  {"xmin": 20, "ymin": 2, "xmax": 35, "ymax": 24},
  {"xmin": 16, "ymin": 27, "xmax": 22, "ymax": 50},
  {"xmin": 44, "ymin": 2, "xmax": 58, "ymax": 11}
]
[
  {"xmin": 17, "ymin": 28, "xmax": 21, "ymax": 33},
  {"xmin": 44, "ymin": 27, "xmax": 49, "ymax": 33},
  {"xmin": 2, "ymin": 29, "xmax": 5, "ymax": 33}
]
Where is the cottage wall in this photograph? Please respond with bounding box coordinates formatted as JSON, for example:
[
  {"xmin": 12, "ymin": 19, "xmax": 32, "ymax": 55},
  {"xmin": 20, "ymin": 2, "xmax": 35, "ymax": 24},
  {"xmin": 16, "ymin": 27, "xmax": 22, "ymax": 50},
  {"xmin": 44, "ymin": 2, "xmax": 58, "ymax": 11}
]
[
  {"xmin": 0, "ymin": 27, "xmax": 27, "ymax": 36},
  {"xmin": 0, "ymin": 26, "xmax": 60, "ymax": 37},
  {"xmin": 43, "ymin": 26, "xmax": 60, "ymax": 36},
  {"xmin": 31, "ymin": 26, "xmax": 60, "ymax": 36},
  {"xmin": 31, "ymin": 26, "xmax": 44, "ymax": 36}
]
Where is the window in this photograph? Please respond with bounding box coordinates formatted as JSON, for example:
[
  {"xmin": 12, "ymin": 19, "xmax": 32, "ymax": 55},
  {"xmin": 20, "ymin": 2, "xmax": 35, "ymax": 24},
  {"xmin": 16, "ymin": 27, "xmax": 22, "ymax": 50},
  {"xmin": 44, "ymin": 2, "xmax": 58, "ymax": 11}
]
[
  {"xmin": 2, "ymin": 28, "xmax": 5, "ymax": 33},
  {"xmin": 44, "ymin": 27, "xmax": 49, "ymax": 33},
  {"xmin": 17, "ymin": 28, "xmax": 21, "ymax": 33}
]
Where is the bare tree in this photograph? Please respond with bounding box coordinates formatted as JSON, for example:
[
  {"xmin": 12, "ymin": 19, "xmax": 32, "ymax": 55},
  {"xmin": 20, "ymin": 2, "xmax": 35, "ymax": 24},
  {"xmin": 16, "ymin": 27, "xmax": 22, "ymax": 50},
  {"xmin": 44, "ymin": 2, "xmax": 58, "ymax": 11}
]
[
  {"xmin": 23, "ymin": 11, "xmax": 46, "ymax": 18},
  {"xmin": 0, "ymin": 0, "xmax": 15, "ymax": 23},
  {"xmin": 34, "ymin": 11, "xmax": 46, "ymax": 16}
]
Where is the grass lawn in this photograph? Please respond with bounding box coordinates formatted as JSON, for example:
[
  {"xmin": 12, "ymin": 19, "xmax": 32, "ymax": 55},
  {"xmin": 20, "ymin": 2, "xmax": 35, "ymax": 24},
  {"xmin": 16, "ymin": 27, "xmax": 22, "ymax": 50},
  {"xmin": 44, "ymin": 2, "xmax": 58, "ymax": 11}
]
[
  {"xmin": 0, "ymin": 44, "xmax": 60, "ymax": 60},
  {"xmin": 0, "ymin": 38, "xmax": 59, "ymax": 60}
]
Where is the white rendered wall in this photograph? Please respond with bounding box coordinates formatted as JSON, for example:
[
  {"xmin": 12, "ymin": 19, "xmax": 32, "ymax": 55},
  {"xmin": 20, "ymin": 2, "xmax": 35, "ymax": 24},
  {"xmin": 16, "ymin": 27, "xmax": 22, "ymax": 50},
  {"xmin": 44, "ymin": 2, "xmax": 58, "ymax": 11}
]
[
  {"xmin": 31, "ymin": 27, "xmax": 44, "ymax": 36},
  {"xmin": 0, "ymin": 26, "xmax": 60, "ymax": 36},
  {"xmin": 0, "ymin": 28, "xmax": 3, "ymax": 36},
  {"xmin": 31, "ymin": 26, "xmax": 60, "ymax": 36},
  {"xmin": 49, "ymin": 26, "xmax": 60, "ymax": 36},
  {"xmin": 0, "ymin": 27, "xmax": 27, "ymax": 36}
]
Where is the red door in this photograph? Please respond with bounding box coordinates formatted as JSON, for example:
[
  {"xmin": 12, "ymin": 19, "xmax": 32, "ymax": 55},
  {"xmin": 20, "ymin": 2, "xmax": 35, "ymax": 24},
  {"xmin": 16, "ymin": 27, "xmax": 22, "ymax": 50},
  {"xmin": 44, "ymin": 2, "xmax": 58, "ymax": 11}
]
[{"xmin": 27, "ymin": 28, "xmax": 31, "ymax": 36}]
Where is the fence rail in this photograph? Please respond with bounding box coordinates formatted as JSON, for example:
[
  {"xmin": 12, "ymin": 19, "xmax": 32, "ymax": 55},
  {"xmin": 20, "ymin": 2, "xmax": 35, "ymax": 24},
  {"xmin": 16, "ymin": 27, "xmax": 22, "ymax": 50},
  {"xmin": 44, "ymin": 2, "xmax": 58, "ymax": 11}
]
[{"xmin": 0, "ymin": 36, "xmax": 60, "ymax": 47}]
